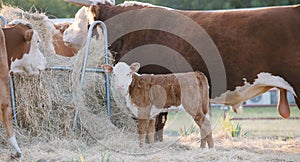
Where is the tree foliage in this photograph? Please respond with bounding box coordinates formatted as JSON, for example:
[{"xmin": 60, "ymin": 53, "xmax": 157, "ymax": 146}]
[
  {"xmin": 1, "ymin": 0, "xmax": 300, "ymax": 18},
  {"xmin": 1, "ymin": 0, "xmax": 81, "ymax": 18}
]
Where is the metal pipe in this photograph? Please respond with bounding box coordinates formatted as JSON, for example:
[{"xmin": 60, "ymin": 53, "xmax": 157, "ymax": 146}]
[
  {"xmin": 47, "ymin": 66, "xmax": 105, "ymax": 73},
  {"xmin": 73, "ymin": 20, "xmax": 111, "ymax": 131},
  {"xmin": 0, "ymin": 16, "xmax": 7, "ymax": 26},
  {"xmin": 102, "ymin": 22, "xmax": 111, "ymax": 118},
  {"xmin": 80, "ymin": 21, "xmax": 109, "ymax": 86},
  {"xmin": 9, "ymin": 75, "xmax": 17, "ymax": 124}
]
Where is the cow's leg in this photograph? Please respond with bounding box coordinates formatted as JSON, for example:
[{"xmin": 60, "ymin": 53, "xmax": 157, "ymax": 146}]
[
  {"xmin": 147, "ymin": 118, "xmax": 156, "ymax": 146},
  {"xmin": 294, "ymin": 95, "xmax": 300, "ymax": 110},
  {"xmin": 0, "ymin": 103, "xmax": 22, "ymax": 159},
  {"xmin": 0, "ymin": 76, "xmax": 22, "ymax": 158},
  {"xmin": 155, "ymin": 112, "xmax": 168, "ymax": 142},
  {"xmin": 138, "ymin": 119, "xmax": 149, "ymax": 147}
]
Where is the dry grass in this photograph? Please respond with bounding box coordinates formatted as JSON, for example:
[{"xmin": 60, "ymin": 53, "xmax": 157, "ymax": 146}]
[
  {"xmin": 0, "ymin": 132, "xmax": 299, "ymax": 161},
  {"xmin": 0, "ymin": 5, "xmax": 299, "ymax": 162}
]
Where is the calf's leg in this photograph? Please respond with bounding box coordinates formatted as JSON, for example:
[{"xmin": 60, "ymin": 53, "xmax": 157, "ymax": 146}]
[
  {"xmin": 147, "ymin": 119, "xmax": 156, "ymax": 146},
  {"xmin": 193, "ymin": 113, "xmax": 214, "ymax": 148},
  {"xmin": 138, "ymin": 119, "xmax": 149, "ymax": 147}
]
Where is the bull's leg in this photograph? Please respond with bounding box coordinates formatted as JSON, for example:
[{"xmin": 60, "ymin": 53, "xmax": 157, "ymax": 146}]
[
  {"xmin": 147, "ymin": 118, "xmax": 156, "ymax": 146},
  {"xmin": 193, "ymin": 113, "xmax": 214, "ymax": 148},
  {"xmin": 155, "ymin": 112, "xmax": 168, "ymax": 142},
  {"xmin": 138, "ymin": 119, "xmax": 149, "ymax": 147},
  {"xmin": 1, "ymin": 103, "xmax": 22, "ymax": 158},
  {"xmin": 295, "ymin": 96, "xmax": 300, "ymax": 110}
]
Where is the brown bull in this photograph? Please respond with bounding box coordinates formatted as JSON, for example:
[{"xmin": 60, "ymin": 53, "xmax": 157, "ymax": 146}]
[{"xmin": 64, "ymin": 1, "xmax": 300, "ymax": 118}]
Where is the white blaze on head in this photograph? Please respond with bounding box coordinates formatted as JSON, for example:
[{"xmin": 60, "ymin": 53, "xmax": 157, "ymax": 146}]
[
  {"xmin": 102, "ymin": 62, "xmax": 140, "ymax": 95},
  {"xmin": 10, "ymin": 30, "xmax": 47, "ymax": 75},
  {"xmin": 63, "ymin": 6, "xmax": 93, "ymax": 49}
]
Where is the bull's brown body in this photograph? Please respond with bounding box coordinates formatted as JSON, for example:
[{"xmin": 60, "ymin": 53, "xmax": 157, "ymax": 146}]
[{"xmin": 90, "ymin": 3, "xmax": 300, "ymax": 108}]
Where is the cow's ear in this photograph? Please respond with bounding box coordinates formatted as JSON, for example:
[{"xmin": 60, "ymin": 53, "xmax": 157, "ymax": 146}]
[
  {"xmin": 101, "ymin": 64, "xmax": 113, "ymax": 73},
  {"xmin": 130, "ymin": 62, "xmax": 140, "ymax": 72},
  {"xmin": 24, "ymin": 29, "xmax": 33, "ymax": 41}
]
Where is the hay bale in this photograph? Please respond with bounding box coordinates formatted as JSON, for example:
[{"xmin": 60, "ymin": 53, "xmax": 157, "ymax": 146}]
[{"xmin": 14, "ymin": 72, "xmax": 74, "ymax": 139}]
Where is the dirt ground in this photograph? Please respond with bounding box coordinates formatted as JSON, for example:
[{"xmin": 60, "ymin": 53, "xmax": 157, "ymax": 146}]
[{"xmin": 0, "ymin": 131, "xmax": 299, "ymax": 162}]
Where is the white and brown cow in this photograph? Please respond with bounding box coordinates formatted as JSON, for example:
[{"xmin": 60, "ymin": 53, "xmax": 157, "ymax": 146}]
[
  {"xmin": 102, "ymin": 62, "xmax": 214, "ymax": 148},
  {"xmin": 52, "ymin": 22, "xmax": 78, "ymax": 57},
  {"xmin": 1, "ymin": 20, "xmax": 46, "ymax": 158}
]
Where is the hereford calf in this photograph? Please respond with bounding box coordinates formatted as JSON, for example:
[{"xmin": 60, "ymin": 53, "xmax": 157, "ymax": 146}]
[
  {"xmin": 52, "ymin": 22, "xmax": 78, "ymax": 57},
  {"xmin": 102, "ymin": 62, "xmax": 214, "ymax": 148}
]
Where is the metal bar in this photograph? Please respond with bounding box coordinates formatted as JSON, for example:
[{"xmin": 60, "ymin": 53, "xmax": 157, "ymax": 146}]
[
  {"xmin": 101, "ymin": 22, "xmax": 111, "ymax": 118},
  {"xmin": 0, "ymin": 16, "xmax": 7, "ymax": 26},
  {"xmin": 73, "ymin": 20, "xmax": 111, "ymax": 131},
  {"xmin": 46, "ymin": 66, "xmax": 105, "ymax": 73},
  {"xmin": 231, "ymin": 117, "xmax": 300, "ymax": 121},
  {"xmin": 9, "ymin": 75, "xmax": 17, "ymax": 124}
]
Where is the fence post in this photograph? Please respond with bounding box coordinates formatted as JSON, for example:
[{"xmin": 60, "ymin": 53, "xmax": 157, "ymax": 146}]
[{"xmin": 72, "ymin": 21, "xmax": 111, "ymax": 131}]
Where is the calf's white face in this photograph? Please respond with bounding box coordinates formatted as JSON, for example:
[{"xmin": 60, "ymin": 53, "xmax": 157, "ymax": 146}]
[
  {"xmin": 102, "ymin": 62, "xmax": 140, "ymax": 95},
  {"xmin": 63, "ymin": 7, "xmax": 94, "ymax": 49}
]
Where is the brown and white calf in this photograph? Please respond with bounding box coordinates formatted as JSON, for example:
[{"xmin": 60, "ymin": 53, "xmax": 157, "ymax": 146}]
[
  {"xmin": 102, "ymin": 62, "xmax": 214, "ymax": 148},
  {"xmin": 52, "ymin": 22, "xmax": 78, "ymax": 57},
  {"xmin": 1, "ymin": 20, "xmax": 46, "ymax": 158}
]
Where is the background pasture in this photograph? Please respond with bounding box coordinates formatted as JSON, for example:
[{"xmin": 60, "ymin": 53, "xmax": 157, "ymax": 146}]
[{"xmin": 165, "ymin": 106, "xmax": 300, "ymax": 138}]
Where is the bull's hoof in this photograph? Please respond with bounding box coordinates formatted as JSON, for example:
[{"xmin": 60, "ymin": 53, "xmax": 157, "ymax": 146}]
[{"xmin": 11, "ymin": 151, "xmax": 23, "ymax": 159}]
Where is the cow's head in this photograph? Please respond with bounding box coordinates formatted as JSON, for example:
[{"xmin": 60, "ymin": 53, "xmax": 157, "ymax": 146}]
[
  {"xmin": 3, "ymin": 20, "xmax": 46, "ymax": 75},
  {"xmin": 102, "ymin": 62, "xmax": 140, "ymax": 95},
  {"xmin": 63, "ymin": 0, "xmax": 115, "ymax": 49},
  {"xmin": 63, "ymin": 6, "xmax": 92, "ymax": 49},
  {"xmin": 53, "ymin": 22, "xmax": 79, "ymax": 57}
]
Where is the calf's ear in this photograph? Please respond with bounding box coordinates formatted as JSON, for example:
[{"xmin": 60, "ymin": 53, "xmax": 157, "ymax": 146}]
[
  {"xmin": 101, "ymin": 64, "xmax": 113, "ymax": 73},
  {"xmin": 130, "ymin": 62, "xmax": 140, "ymax": 72},
  {"xmin": 24, "ymin": 29, "xmax": 33, "ymax": 41}
]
